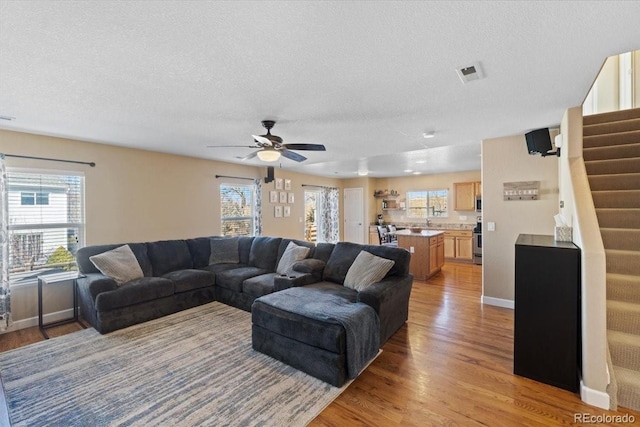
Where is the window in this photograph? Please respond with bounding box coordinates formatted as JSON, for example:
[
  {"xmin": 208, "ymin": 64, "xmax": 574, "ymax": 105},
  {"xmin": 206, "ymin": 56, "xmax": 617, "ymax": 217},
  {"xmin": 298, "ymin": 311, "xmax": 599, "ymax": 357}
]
[
  {"xmin": 406, "ymin": 189, "xmax": 448, "ymax": 218},
  {"xmin": 7, "ymin": 170, "xmax": 85, "ymax": 285},
  {"xmin": 304, "ymin": 190, "xmax": 320, "ymax": 243},
  {"xmin": 20, "ymin": 191, "xmax": 49, "ymax": 205},
  {"xmin": 220, "ymin": 183, "xmax": 255, "ymax": 236}
]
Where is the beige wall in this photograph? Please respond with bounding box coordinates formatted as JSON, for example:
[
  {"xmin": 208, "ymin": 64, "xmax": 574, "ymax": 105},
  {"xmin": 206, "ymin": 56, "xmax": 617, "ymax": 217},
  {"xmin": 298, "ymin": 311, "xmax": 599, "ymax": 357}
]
[
  {"xmin": 369, "ymin": 171, "xmax": 482, "ymax": 226},
  {"xmin": 0, "ymin": 129, "xmax": 340, "ymax": 325},
  {"xmin": 481, "ymin": 133, "xmax": 559, "ymax": 303}
]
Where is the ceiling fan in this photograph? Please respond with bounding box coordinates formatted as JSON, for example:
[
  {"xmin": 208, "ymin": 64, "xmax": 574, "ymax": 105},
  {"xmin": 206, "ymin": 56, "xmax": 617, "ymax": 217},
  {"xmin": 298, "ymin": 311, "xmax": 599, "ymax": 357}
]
[{"xmin": 208, "ymin": 120, "xmax": 326, "ymax": 162}]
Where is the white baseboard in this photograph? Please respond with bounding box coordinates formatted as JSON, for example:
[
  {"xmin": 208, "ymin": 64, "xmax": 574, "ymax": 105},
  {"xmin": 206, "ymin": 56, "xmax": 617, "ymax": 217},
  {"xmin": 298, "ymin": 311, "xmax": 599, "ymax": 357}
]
[
  {"xmin": 580, "ymin": 380, "xmax": 610, "ymax": 410},
  {"xmin": 481, "ymin": 295, "xmax": 514, "ymax": 309},
  {"xmin": 0, "ymin": 308, "xmax": 76, "ymax": 334}
]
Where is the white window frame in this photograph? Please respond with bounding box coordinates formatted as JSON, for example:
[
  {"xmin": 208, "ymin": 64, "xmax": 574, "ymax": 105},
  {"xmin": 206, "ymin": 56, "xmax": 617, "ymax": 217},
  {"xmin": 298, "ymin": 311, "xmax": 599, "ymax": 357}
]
[
  {"xmin": 220, "ymin": 182, "xmax": 255, "ymax": 236},
  {"xmin": 6, "ymin": 168, "xmax": 86, "ymax": 287},
  {"xmin": 406, "ymin": 189, "xmax": 449, "ymax": 219}
]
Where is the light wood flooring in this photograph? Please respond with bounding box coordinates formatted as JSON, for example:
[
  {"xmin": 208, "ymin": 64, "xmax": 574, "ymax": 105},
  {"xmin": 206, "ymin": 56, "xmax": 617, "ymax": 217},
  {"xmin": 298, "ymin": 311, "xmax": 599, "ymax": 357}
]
[{"xmin": 1, "ymin": 263, "xmax": 639, "ymax": 425}]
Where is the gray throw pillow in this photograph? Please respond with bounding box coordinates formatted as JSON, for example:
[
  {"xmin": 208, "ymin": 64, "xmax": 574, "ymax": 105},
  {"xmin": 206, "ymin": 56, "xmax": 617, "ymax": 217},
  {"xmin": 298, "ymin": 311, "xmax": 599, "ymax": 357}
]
[
  {"xmin": 344, "ymin": 250, "xmax": 395, "ymax": 292},
  {"xmin": 89, "ymin": 244, "xmax": 144, "ymax": 286},
  {"xmin": 209, "ymin": 237, "xmax": 240, "ymax": 264},
  {"xmin": 276, "ymin": 242, "xmax": 310, "ymax": 275}
]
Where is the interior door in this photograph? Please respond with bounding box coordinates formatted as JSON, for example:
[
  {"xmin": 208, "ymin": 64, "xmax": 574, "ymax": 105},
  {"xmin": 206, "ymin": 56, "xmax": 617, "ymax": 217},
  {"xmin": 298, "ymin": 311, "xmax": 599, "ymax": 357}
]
[{"xmin": 343, "ymin": 188, "xmax": 364, "ymax": 244}]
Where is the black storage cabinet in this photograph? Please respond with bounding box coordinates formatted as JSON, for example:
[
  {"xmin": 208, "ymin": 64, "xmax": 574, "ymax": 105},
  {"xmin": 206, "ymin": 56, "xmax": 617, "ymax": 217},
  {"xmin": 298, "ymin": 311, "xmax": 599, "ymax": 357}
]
[{"xmin": 514, "ymin": 234, "xmax": 581, "ymax": 392}]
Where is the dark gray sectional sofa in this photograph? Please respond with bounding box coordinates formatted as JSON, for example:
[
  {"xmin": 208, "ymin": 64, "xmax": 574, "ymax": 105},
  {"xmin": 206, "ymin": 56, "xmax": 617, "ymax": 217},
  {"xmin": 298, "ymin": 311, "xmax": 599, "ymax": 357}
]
[{"xmin": 76, "ymin": 236, "xmax": 413, "ymax": 347}]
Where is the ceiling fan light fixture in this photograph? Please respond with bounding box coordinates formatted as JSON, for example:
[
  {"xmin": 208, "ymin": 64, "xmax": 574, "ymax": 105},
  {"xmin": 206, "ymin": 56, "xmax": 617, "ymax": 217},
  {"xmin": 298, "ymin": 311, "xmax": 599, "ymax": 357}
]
[{"xmin": 256, "ymin": 149, "xmax": 281, "ymax": 162}]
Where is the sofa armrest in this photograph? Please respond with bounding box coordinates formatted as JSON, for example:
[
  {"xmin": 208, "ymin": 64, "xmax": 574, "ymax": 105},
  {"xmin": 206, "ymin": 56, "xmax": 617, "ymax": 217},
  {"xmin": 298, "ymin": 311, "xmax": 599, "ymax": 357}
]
[
  {"xmin": 77, "ymin": 273, "xmax": 118, "ymax": 301},
  {"xmin": 357, "ymin": 274, "xmax": 413, "ymax": 345},
  {"xmin": 274, "ymin": 273, "xmax": 319, "ymax": 291},
  {"xmin": 292, "ymin": 258, "xmax": 325, "ymax": 275}
]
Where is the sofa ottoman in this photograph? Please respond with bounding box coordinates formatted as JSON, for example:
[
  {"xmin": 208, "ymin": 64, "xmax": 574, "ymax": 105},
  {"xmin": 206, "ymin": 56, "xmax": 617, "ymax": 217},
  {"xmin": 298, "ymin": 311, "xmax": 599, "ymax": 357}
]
[{"xmin": 251, "ymin": 287, "xmax": 380, "ymax": 387}]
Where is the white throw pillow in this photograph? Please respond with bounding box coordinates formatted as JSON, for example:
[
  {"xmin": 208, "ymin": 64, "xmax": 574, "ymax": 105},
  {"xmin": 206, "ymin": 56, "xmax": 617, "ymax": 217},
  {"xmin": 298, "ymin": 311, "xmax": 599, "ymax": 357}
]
[
  {"xmin": 89, "ymin": 245, "xmax": 144, "ymax": 286},
  {"xmin": 276, "ymin": 242, "xmax": 311, "ymax": 275},
  {"xmin": 344, "ymin": 250, "xmax": 395, "ymax": 291}
]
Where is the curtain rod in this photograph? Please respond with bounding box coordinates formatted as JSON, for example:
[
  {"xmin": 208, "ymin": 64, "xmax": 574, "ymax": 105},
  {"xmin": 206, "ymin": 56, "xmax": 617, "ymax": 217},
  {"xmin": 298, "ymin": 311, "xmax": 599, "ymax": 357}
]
[
  {"xmin": 302, "ymin": 184, "xmax": 338, "ymax": 190},
  {"xmin": 3, "ymin": 154, "xmax": 95, "ymax": 167},
  {"xmin": 215, "ymin": 174, "xmax": 255, "ymax": 181}
]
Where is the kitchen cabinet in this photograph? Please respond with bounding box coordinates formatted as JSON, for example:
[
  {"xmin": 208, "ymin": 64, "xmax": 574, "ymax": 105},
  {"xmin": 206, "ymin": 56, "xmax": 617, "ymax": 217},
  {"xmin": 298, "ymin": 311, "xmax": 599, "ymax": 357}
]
[
  {"xmin": 429, "ymin": 234, "xmax": 445, "ymax": 276},
  {"xmin": 396, "ymin": 230, "xmax": 444, "ymax": 280},
  {"xmin": 454, "ymin": 181, "xmax": 481, "ymax": 211},
  {"xmin": 456, "ymin": 236, "xmax": 473, "ymax": 260},
  {"xmin": 514, "ymin": 234, "xmax": 580, "ymax": 392},
  {"xmin": 443, "ymin": 230, "xmax": 473, "ymax": 261}
]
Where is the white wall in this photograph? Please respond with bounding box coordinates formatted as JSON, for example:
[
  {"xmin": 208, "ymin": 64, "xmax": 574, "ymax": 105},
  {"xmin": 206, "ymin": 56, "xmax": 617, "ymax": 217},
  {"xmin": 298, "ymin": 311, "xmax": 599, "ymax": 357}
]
[{"xmin": 481, "ymin": 133, "xmax": 559, "ymax": 306}]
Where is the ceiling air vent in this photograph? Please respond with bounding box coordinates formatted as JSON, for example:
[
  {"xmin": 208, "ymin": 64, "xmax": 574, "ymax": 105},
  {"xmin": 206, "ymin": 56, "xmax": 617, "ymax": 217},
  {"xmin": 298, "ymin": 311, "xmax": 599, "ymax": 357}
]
[{"xmin": 456, "ymin": 62, "xmax": 485, "ymax": 84}]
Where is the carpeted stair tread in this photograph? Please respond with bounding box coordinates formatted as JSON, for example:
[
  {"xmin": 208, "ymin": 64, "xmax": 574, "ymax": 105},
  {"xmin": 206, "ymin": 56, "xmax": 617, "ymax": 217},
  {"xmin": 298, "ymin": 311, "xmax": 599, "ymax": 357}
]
[
  {"xmin": 612, "ymin": 366, "xmax": 640, "ymax": 411},
  {"xmin": 596, "ymin": 208, "xmax": 640, "ymax": 229},
  {"xmin": 601, "ymin": 229, "xmax": 640, "ymax": 251},
  {"xmin": 605, "ymin": 249, "xmax": 640, "ymax": 276},
  {"xmin": 583, "ymin": 130, "xmax": 640, "ymax": 148},
  {"xmin": 584, "ymin": 143, "xmax": 640, "ymax": 161},
  {"xmin": 587, "ymin": 108, "xmax": 640, "ymax": 411},
  {"xmin": 585, "ymin": 157, "xmax": 640, "ymax": 175},
  {"xmin": 592, "ymin": 190, "xmax": 640, "ymax": 208},
  {"xmin": 589, "ymin": 173, "xmax": 640, "ymax": 191},
  {"xmin": 607, "ymin": 300, "xmax": 640, "ymax": 335},
  {"xmin": 608, "ymin": 274, "xmax": 640, "ymax": 304},
  {"xmin": 608, "ymin": 330, "xmax": 640, "ymax": 371},
  {"xmin": 584, "ymin": 118, "xmax": 640, "ymax": 137},
  {"xmin": 584, "ymin": 108, "xmax": 640, "ymax": 126}
]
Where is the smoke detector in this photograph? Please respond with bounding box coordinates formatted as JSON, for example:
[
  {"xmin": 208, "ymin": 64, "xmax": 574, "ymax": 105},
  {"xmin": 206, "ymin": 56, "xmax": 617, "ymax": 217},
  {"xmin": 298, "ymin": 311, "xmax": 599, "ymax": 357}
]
[{"xmin": 456, "ymin": 62, "xmax": 485, "ymax": 84}]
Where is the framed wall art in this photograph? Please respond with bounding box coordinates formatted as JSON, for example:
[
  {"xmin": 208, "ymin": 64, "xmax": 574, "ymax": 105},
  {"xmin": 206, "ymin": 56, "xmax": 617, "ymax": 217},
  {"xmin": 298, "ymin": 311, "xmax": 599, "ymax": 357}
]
[
  {"xmin": 284, "ymin": 179, "xmax": 292, "ymax": 191},
  {"xmin": 274, "ymin": 206, "xmax": 283, "ymax": 218},
  {"xmin": 284, "ymin": 206, "xmax": 291, "ymax": 217},
  {"xmin": 269, "ymin": 191, "xmax": 278, "ymax": 203},
  {"xmin": 287, "ymin": 192, "xmax": 294, "ymax": 204},
  {"xmin": 275, "ymin": 178, "xmax": 283, "ymax": 190},
  {"xmin": 279, "ymin": 191, "xmax": 287, "ymax": 203}
]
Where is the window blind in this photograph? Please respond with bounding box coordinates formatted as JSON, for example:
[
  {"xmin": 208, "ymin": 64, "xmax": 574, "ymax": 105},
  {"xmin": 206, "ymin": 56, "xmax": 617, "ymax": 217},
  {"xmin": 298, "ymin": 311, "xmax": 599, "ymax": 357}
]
[
  {"xmin": 7, "ymin": 170, "xmax": 85, "ymax": 285},
  {"xmin": 220, "ymin": 183, "xmax": 254, "ymax": 236}
]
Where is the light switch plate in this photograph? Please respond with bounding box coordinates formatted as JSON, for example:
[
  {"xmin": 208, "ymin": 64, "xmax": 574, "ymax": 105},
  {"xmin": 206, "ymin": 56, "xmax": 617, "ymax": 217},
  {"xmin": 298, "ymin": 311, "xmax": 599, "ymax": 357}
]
[{"xmin": 488, "ymin": 222, "xmax": 496, "ymax": 231}]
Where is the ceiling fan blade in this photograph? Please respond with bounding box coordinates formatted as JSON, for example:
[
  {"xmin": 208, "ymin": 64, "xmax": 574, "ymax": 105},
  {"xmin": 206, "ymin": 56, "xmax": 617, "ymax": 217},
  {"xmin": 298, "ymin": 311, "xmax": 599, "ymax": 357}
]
[
  {"xmin": 280, "ymin": 149, "xmax": 307, "ymax": 162},
  {"xmin": 252, "ymin": 135, "xmax": 273, "ymax": 146},
  {"xmin": 241, "ymin": 151, "xmax": 260, "ymax": 161},
  {"xmin": 283, "ymin": 143, "xmax": 326, "ymax": 151},
  {"xmin": 207, "ymin": 145, "xmax": 258, "ymax": 148}
]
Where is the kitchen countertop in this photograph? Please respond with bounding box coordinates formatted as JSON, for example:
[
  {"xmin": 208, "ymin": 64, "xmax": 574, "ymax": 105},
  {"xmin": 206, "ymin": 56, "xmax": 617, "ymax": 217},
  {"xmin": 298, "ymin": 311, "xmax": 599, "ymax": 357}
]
[
  {"xmin": 371, "ymin": 223, "xmax": 475, "ymax": 231},
  {"xmin": 395, "ymin": 229, "xmax": 444, "ymax": 237}
]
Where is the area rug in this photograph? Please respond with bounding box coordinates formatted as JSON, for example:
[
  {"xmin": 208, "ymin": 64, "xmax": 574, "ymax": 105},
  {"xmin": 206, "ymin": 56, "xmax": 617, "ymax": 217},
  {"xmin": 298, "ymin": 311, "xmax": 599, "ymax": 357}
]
[{"xmin": 0, "ymin": 302, "xmax": 350, "ymax": 426}]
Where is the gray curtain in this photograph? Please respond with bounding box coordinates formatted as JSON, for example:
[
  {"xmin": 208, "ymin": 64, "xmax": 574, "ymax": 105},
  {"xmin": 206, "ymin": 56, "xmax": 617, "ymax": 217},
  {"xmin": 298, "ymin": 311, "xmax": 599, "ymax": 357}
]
[
  {"xmin": 319, "ymin": 187, "xmax": 340, "ymax": 243},
  {"xmin": 254, "ymin": 178, "xmax": 263, "ymax": 236},
  {"xmin": 0, "ymin": 153, "xmax": 10, "ymax": 331}
]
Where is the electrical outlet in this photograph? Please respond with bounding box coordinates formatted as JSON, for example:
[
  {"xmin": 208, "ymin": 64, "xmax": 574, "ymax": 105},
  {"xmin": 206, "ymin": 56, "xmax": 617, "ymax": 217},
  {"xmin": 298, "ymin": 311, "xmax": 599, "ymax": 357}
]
[
  {"xmin": 410, "ymin": 246, "xmax": 415, "ymax": 253},
  {"xmin": 488, "ymin": 222, "xmax": 496, "ymax": 231}
]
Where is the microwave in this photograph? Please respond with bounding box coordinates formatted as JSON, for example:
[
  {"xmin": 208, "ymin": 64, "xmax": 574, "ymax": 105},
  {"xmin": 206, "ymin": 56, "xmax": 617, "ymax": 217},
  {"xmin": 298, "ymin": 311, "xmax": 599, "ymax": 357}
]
[{"xmin": 475, "ymin": 197, "xmax": 482, "ymax": 212}]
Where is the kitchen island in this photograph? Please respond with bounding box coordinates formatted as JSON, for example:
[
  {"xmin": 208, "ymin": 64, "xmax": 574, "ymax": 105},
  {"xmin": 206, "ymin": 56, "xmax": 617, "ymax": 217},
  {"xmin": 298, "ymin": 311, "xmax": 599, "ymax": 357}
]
[{"xmin": 395, "ymin": 229, "xmax": 445, "ymax": 280}]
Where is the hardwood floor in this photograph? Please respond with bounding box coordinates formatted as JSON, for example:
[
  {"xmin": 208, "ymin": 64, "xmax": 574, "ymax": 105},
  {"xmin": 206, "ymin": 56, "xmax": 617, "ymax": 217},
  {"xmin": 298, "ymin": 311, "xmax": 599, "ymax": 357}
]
[
  {"xmin": 1, "ymin": 263, "xmax": 638, "ymax": 425},
  {"xmin": 311, "ymin": 263, "xmax": 640, "ymax": 426}
]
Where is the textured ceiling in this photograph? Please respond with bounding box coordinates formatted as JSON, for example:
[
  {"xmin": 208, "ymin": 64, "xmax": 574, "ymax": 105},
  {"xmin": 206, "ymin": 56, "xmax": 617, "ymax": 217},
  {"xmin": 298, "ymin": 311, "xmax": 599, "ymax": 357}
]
[{"xmin": 1, "ymin": 1, "xmax": 639, "ymax": 177}]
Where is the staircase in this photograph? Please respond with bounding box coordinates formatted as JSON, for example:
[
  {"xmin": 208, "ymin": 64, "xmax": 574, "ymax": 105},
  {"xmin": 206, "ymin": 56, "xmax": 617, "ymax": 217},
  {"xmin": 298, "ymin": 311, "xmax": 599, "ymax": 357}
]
[{"xmin": 584, "ymin": 107, "xmax": 640, "ymax": 411}]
